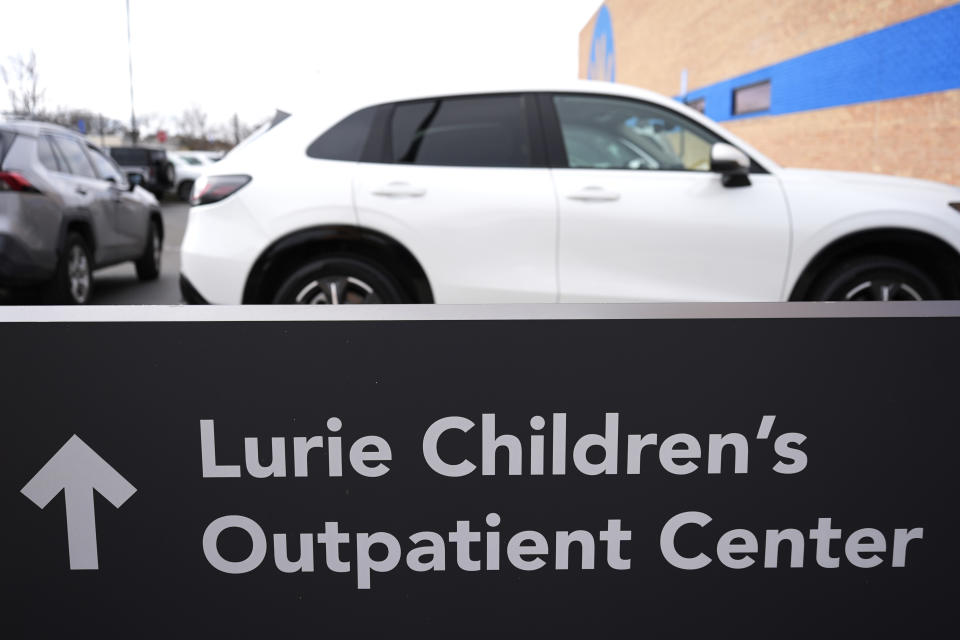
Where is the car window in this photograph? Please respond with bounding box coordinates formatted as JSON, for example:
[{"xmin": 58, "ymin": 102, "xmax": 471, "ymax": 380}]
[
  {"xmin": 181, "ymin": 156, "xmax": 202, "ymax": 165},
  {"xmin": 110, "ymin": 148, "xmax": 150, "ymax": 165},
  {"xmin": 88, "ymin": 146, "xmax": 124, "ymax": 183},
  {"xmin": 306, "ymin": 106, "xmax": 376, "ymax": 161},
  {"xmin": 36, "ymin": 135, "xmax": 61, "ymax": 172},
  {"xmin": 390, "ymin": 95, "xmax": 531, "ymax": 167},
  {"xmin": 52, "ymin": 136, "xmax": 96, "ymax": 178},
  {"xmin": 0, "ymin": 130, "xmax": 14, "ymax": 167},
  {"xmin": 553, "ymin": 95, "xmax": 723, "ymax": 171}
]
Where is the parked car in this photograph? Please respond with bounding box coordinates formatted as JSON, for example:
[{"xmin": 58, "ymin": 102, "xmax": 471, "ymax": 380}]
[
  {"xmin": 191, "ymin": 150, "xmax": 223, "ymax": 164},
  {"xmin": 0, "ymin": 120, "xmax": 164, "ymax": 304},
  {"xmin": 179, "ymin": 81, "xmax": 960, "ymax": 305},
  {"xmin": 168, "ymin": 151, "xmax": 205, "ymax": 202},
  {"xmin": 109, "ymin": 146, "xmax": 175, "ymax": 199}
]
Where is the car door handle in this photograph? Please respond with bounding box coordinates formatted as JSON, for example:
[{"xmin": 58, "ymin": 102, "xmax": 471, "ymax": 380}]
[
  {"xmin": 567, "ymin": 186, "xmax": 620, "ymax": 202},
  {"xmin": 75, "ymin": 186, "xmax": 88, "ymax": 196},
  {"xmin": 371, "ymin": 182, "xmax": 426, "ymax": 198}
]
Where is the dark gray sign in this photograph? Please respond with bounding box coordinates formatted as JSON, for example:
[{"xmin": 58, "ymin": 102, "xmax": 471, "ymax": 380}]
[{"xmin": 4, "ymin": 306, "xmax": 957, "ymax": 637}]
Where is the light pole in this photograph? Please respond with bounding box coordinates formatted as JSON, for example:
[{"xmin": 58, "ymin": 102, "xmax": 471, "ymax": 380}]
[{"xmin": 126, "ymin": 0, "xmax": 137, "ymax": 145}]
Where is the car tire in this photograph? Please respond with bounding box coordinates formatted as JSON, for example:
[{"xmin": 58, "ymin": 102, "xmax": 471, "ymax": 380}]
[
  {"xmin": 808, "ymin": 255, "xmax": 941, "ymax": 301},
  {"xmin": 135, "ymin": 220, "xmax": 162, "ymax": 281},
  {"xmin": 163, "ymin": 161, "xmax": 176, "ymax": 187},
  {"xmin": 48, "ymin": 232, "xmax": 94, "ymax": 304},
  {"xmin": 177, "ymin": 180, "xmax": 194, "ymax": 202},
  {"xmin": 271, "ymin": 255, "xmax": 405, "ymax": 304}
]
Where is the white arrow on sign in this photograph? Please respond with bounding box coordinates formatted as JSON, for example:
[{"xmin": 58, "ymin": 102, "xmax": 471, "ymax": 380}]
[{"xmin": 21, "ymin": 434, "xmax": 136, "ymax": 570}]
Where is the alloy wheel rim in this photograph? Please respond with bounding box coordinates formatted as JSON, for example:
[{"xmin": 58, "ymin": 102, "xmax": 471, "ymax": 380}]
[
  {"xmin": 293, "ymin": 276, "xmax": 380, "ymax": 304},
  {"xmin": 842, "ymin": 279, "xmax": 924, "ymax": 301},
  {"xmin": 68, "ymin": 245, "xmax": 91, "ymax": 303}
]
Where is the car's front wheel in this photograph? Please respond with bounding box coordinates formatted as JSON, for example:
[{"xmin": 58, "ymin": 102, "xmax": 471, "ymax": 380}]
[
  {"xmin": 135, "ymin": 220, "xmax": 162, "ymax": 281},
  {"xmin": 48, "ymin": 232, "xmax": 94, "ymax": 304},
  {"xmin": 271, "ymin": 255, "xmax": 404, "ymax": 304},
  {"xmin": 809, "ymin": 255, "xmax": 941, "ymax": 301}
]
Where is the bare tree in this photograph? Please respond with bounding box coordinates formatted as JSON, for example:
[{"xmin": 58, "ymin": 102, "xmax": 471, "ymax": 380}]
[
  {"xmin": 1, "ymin": 51, "xmax": 45, "ymax": 116},
  {"xmin": 177, "ymin": 105, "xmax": 209, "ymax": 140},
  {"xmin": 230, "ymin": 113, "xmax": 255, "ymax": 146}
]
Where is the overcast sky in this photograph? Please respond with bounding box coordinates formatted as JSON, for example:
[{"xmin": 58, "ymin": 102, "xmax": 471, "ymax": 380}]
[{"xmin": 1, "ymin": 0, "xmax": 601, "ymax": 134}]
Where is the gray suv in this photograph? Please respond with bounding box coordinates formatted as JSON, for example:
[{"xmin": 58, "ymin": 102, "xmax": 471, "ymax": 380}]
[{"xmin": 0, "ymin": 121, "xmax": 163, "ymax": 303}]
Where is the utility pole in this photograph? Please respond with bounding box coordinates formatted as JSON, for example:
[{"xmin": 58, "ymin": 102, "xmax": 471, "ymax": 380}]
[{"xmin": 126, "ymin": 0, "xmax": 138, "ymax": 145}]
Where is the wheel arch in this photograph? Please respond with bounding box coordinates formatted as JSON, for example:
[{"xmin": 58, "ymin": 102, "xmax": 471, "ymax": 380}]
[
  {"xmin": 58, "ymin": 217, "xmax": 96, "ymax": 258},
  {"xmin": 242, "ymin": 225, "xmax": 434, "ymax": 304},
  {"xmin": 789, "ymin": 227, "xmax": 960, "ymax": 300}
]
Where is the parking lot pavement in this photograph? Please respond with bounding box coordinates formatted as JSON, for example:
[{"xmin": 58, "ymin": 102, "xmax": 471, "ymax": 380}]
[{"xmin": 91, "ymin": 200, "xmax": 189, "ymax": 305}]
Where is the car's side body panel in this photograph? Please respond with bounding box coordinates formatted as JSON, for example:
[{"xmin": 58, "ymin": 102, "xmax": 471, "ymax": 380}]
[
  {"xmin": 553, "ymin": 170, "xmax": 791, "ymax": 302},
  {"xmin": 355, "ymin": 163, "xmax": 558, "ymax": 303}
]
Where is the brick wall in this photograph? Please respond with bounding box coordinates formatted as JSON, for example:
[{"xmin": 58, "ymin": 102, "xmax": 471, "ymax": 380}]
[{"xmin": 578, "ymin": 1, "xmax": 960, "ymax": 185}]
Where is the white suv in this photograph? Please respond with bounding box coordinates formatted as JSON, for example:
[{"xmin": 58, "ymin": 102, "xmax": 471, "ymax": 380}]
[{"xmin": 180, "ymin": 81, "xmax": 960, "ymax": 304}]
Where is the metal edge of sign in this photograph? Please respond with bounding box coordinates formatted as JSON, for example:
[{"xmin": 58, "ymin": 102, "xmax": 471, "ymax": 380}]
[{"xmin": 2, "ymin": 302, "xmax": 960, "ymax": 322}]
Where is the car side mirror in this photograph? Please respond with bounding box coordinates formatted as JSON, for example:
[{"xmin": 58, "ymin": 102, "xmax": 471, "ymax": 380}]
[
  {"xmin": 126, "ymin": 173, "xmax": 142, "ymax": 191},
  {"xmin": 710, "ymin": 143, "xmax": 751, "ymax": 187}
]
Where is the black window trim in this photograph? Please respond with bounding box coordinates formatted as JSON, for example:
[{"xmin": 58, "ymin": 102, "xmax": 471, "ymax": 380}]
[
  {"xmin": 731, "ymin": 79, "xmax": 772, "ymax": 117},
  {"xmin": 539, "ymin": 91, "xmax": 768, "ymax": 175},
  {"xmin": 361, "ymin": 92, "xmax": 548, "ymax": 169}
]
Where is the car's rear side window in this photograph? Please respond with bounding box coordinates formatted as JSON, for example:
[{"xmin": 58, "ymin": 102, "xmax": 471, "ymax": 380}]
[
  {"xmin": 37, "ymin": 135, "xmax": 61, "ymax": 172},
  {"xmin": 306, "ymin": 106, "xmax": 376, "ymax": 161},
  {"xmin": 52, "ymin": 136, "xmax": 96, "ymax": 178},
  {"xmin": 389, "ymin": 95, "xmax": 531, "ymax": 168}
]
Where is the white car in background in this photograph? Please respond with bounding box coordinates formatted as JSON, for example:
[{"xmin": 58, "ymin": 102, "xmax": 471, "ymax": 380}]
[
  {"xmin": 168, "ymin": 151, "xmax": 205, "ymax": 201},
  {"xmin": 180, "ymin": 80, "xmax": 960, "ymax": 305}
]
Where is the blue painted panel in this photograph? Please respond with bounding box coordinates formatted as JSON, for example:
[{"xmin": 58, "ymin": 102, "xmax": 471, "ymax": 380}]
[
  {"xmin": 588, "ymin": 5, "xmax": 616, "ymax": 82},
  {"xmin": 679, "ymin": 3, "xmax": 960, "ymax": 122}
]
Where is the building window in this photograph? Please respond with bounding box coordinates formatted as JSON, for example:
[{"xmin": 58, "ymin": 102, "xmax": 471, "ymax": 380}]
[
  {"xmin": 685, "ymin": 97, "xmax": 706, "ymax": 113},
  {"xmin": 732, "ymin": 80, "xmax": 771, "ymax": 115}
]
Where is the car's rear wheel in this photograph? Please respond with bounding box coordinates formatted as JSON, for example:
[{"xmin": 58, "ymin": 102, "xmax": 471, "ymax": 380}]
[
  {"xmin": 271, "ymin": 255, "xmax": 404, "ymax": 304},
  {"xmin": 177, "ymin": 180, "xmax": 194, "ymax": 202},
  {"xmin": 809, "ymin": 255, "xmax": 941, "ymax": 301},
  {"xmin": 135, "ymin": 220, "xmax": 162, "ymax": 281},
  {"xmin": 48, "ymin": 232, "xmax": 93, "ymax": 304},
  {"xmin": 163, "ymin": 161, "xmax": 176, "ymax": 187}
]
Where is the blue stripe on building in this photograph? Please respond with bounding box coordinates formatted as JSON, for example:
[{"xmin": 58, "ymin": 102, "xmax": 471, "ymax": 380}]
[{"xmin": 681, "ymin": 3, "xmax": 960, "ymax": 122}]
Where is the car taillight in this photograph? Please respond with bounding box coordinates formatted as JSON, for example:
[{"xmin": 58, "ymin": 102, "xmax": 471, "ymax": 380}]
[
  {"xmin": 191, "ymin": 175, "xmax": 251, "ymax": 206},
  {"xmin": 0, "ymin": 171, "xmax": 39, "ymax": 193}
]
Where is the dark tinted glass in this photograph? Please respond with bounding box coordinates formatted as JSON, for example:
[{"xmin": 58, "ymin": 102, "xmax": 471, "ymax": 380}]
[
  {"xmin": 110, "ymin": 147, "xmax": 151, "ymax": 165},
  {"xmin": 0, "ymin": 130, "xmax": 14, "ymax": 167},
  {"xmin": 390, "ymin": 95, "xmax": 531, "ymax": 167},
  {"xmin": 53, "ymin": 137, "xmax": 96, "ymax": 178},
  {"xmin": 733, "ymin": 81, "xmax": 771, "ymax": 115},
  {"xmin": 88, "ymin": 146, "xmax": 123, "ymax": 182},
  {"xmin": 37, "ymin": 135, "xmax": 60, "ymax": 171},
  {"xmin": 306, "ymin": 106, "xmax": 376, "ymax": 161}
]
